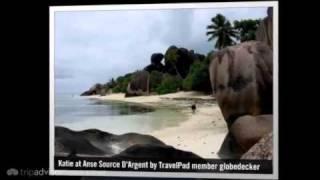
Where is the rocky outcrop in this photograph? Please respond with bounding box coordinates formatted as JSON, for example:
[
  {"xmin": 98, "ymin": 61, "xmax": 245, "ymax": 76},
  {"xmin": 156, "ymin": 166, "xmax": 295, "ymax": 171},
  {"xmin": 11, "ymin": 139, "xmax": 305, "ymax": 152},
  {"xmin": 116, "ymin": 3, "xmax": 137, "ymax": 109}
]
[
  {"xmin": 81, "ymin": 79, "xmax": 117, "ymax": 96},
  {"xmin": 55, "ymin": 126, "xmax": 165, "ymax": 157},
  {"xmin": 230, "ymin": 115, "xmax": 272, "ymax": 153},
  {"xmin": 241, "ymin": 132, "xmax": 273, "ymax": 160},
  {"xmin": 80, "ymin": 83, "xmax": 104, "ymax": 96},
  {"xmin": 164, "ymin": 46, "xmax": 205, "ymax": 78},
  {"xmin": 209, "ymin": 41, "xmax": 273, "ymax": 159},
  {"xmin": 216, "ymin": 114, "xmax": 272, "ymax": 159},
  {"xmin": 82, "ymin": 46, "xmax": 206, "ymax": 97},
  {"xmin": 125, "ymin": 70, "xmax": 150, "ymax": 97},
  {"xmin": 144, "ymin": 53, "xmax": 165, "ymax": 72},
  {"xmin": 143, "ymin": 47, "xmax": 205, "ymax": 79},
  {"xmin": 216, "ymin": 132, "xmax": 245, "ymax": 159},
  {"xmin": 256, "ymin": 7, "xmax": 273, "ymax": 48},
  {"xmin": 55, "ymin": 126, "xmax": 202, "ymax": 160},
  {"xmin": 55, "ymin": 126, "xmax": 107, "ymax": 156},
  {"xmin": 217, "ymin": 8, "xmax": 274, "ymax": 159},
  {"xmin": 209, "ymin": 41, "xmax": 273, "ymax": 128}
]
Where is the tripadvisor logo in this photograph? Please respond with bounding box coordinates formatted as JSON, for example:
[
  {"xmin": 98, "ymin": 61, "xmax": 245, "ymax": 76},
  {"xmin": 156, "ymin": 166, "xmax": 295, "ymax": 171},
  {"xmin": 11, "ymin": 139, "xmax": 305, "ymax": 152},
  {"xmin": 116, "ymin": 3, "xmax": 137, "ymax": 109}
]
[
  {"xmin": 7, "ymin": 168, "xmax": 49, "ymax": 176},
  {"xmin": 7, "ymin": 168, "xmax": 18, "ymax": 176}
]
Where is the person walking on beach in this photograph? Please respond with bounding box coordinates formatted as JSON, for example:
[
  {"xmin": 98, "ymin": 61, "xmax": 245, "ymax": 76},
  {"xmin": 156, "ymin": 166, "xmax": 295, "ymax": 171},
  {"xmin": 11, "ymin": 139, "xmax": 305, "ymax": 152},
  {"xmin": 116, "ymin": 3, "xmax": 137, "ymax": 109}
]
[{"xmin": 191, "ymin": 103, "xmax": 196, "ymax": 113}]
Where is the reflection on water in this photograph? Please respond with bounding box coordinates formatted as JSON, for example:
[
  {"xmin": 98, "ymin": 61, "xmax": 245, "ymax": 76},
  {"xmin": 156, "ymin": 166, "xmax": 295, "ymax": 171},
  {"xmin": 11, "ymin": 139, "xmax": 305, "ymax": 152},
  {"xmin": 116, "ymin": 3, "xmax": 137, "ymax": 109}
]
[
  {"xmin": 92, "ymin": 101, "xmax": 154, "ymax": 115},
  {"xmin": 55, "ymin": 94, "xmax": 187, "ymax": 134}
]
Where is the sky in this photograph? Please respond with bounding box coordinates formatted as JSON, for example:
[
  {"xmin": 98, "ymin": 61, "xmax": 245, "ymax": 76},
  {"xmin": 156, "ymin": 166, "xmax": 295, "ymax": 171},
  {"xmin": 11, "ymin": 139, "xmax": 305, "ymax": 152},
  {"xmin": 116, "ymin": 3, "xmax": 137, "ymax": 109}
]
[{"xmin": 54, "ymin": 6, "xmax": 268, "ymax": 94}]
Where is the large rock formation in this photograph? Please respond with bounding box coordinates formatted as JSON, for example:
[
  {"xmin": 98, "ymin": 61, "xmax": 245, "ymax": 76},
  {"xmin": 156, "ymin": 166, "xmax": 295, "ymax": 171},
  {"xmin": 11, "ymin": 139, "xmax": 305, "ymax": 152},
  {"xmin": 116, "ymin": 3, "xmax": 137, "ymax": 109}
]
[
  {"xmin": 55, "ymin": 126, "xmax": 166, "ymax": 157},
  {"xmin": 164, "ymin": 46, "xmax": 205, "ymax": 78},
  {"xmin": 210, "ymin": 9, "xmax": 274, "ymax": 158},
  {"xmin": 209, "ymin": 41, "xmax": 273, "ymax": 158},
  {"xmin": 209, "ymin": 41, "xmax": 273, "ymax": 128},
  {"xmin": 230, "ymin": 115, "xmax": 272, "ymax": 153},
  {"xmin": 241, "ymin": 132, "xmax": 273, "ymax": 160},
  {"xmin": 82, "ymin": 46, "xmax": 206, "ymax": 97},
  {"xmin": 55, "ymin": 126, "xmax": 202, "ymax": 160},
  {"xmin": 256, "ymin": 7, "xmax": 273, "ymax": 48},
  {"xmin": 55, "ymin": 126, "xmax": 108, "ymax": 156},
  {"xmin": 125, "ymin": 70, "xmax": 150, "ymax": 97},
  {"xmin": 144, "ymin": 53, "xmax": 165, "ymax": 72},
  {"xmin": 80, "ymin": 83, "xmax": 105, "ymax": 96}
]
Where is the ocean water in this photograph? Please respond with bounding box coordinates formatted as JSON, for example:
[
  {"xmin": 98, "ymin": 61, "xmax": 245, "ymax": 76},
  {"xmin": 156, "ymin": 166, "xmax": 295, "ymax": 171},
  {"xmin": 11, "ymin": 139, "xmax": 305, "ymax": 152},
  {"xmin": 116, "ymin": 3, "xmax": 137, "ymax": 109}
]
[{"xmin": 54, "ymin": 93, "xmax": 187, "ymax": 134}]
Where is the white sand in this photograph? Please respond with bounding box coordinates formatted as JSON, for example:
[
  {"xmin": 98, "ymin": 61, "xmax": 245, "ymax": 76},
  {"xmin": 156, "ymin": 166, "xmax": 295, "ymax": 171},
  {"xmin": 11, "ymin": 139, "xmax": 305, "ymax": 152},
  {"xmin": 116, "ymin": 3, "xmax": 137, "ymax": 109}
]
[
  {"xmin": 89, "ymin": 93, "xmax": 162, "ymax": 105},
  {"xmin": 88, "ymin": 91, "xmax": 215, "ymax": 105},
  {"xmin": 89, "ymin": 91, "xmax": 227, "ymax": 159},
  {"xmin": 151, "ymin": 105, "xmax": 227, "ymax": 159}
]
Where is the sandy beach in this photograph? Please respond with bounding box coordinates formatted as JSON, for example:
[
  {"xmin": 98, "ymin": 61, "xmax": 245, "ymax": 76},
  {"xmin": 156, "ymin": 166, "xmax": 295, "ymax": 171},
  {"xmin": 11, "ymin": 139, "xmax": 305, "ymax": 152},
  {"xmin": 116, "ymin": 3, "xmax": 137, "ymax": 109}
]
[{"xmin": 89, "ymin": 91, "xmax": 228, "ymax": 159}]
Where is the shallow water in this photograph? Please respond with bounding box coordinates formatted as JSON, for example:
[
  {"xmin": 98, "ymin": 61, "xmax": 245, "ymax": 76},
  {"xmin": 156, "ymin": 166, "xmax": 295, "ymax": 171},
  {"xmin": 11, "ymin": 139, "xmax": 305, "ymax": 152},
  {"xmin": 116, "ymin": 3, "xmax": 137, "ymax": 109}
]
[{"xmin": 55, "ymin": 93, "xmax": 187, "ymax": 134}]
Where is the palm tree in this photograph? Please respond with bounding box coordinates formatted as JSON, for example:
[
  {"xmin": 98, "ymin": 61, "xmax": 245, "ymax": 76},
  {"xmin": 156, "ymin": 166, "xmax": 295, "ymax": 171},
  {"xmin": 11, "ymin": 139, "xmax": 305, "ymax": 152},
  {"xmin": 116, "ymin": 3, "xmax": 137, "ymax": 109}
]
[{"xmin": 206, "ymin": 14, "xmax": 238, "ymax": 49}]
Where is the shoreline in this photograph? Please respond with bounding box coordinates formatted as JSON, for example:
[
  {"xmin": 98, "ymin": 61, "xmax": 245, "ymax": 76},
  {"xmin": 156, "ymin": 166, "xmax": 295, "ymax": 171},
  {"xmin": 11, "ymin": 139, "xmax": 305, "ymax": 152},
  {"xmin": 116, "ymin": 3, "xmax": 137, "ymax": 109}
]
[{"xmin": 87, "ymin": 91, "xmax": 227, "ymax": 159}]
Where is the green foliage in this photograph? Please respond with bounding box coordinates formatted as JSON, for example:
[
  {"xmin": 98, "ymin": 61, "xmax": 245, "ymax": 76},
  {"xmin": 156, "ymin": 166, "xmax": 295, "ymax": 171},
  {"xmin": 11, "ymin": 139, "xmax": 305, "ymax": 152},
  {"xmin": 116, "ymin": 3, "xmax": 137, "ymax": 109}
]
[
  {"xmin": 204, "ymin": 50, "xmax": 215, "ymax": 66},
  {"xmin": 182, "ymin": 61, "xmax": 211, "ymax": 92},
  {"xmin": 124, "ymin": 73, "xmax": 133, "ymax": 78},
  {"xmin": 164, "ymin": 46, "xmax": 183, "ymax": 78},
  {"xmin": 104, "ymin": 78, "xmax": 116, "ymax": 89},
  {"xmin": 164, "ymin": 46, "xmax": 179, "ymax": 65},
  {"xmin": 181, "ymin": 52, "xmax": 214, "ymax": 92},
  {"xmin": 233, "ymin": 19, "xmax": 261, "ymax": 42},
  {"xmin": 156, "ymin": 74, "xmax": 182, "ymax": 95},
  {"xmin": 149, "ymin": 71, "xmax": 163, "ymax": 92},
  {"xmin": 112, "ymin": 73, "xmax": 133, "ymax": 93},
  {"xmin": 207, "ymin": 14, "xmax": 261, "ymax": 49},
  {"xmin": 182, "ymin": 74, "xmax": 193, "ymax": 91}
]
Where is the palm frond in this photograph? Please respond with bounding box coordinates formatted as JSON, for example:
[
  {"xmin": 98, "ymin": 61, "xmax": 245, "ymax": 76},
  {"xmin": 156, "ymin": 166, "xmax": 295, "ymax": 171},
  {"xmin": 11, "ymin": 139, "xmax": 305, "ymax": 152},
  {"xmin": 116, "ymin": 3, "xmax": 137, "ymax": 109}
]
[
  {"xmin": 206, "ymin": 31, "xmax": 216, "ymax": 35},
  {"xmin": 208, "ymin": 36, "xmax": 215, "ymax": 42},
  {"xmin": 207, "ymin": 24, "xmax": 218, "ymax": 29}
]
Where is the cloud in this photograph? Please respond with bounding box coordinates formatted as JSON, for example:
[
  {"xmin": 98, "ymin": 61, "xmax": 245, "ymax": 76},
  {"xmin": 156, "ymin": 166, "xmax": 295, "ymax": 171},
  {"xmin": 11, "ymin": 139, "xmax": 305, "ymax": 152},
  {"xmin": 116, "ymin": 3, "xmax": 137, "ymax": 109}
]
[
  {"xmin": 55, "ymin": 66, "xmax": 74, "ymax": 79},
  {"xmin": 54, "ymin": 6, "xmax": 267, "ymax": 93}
]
